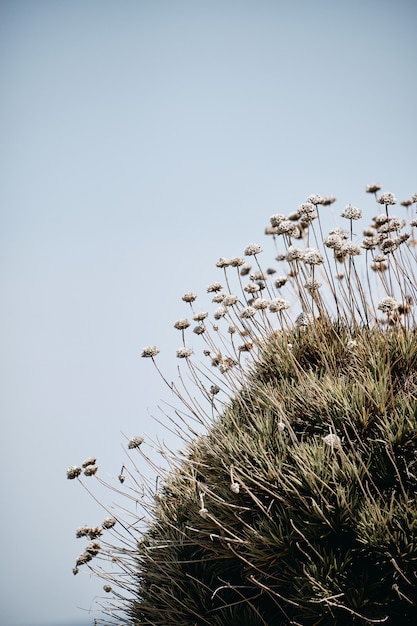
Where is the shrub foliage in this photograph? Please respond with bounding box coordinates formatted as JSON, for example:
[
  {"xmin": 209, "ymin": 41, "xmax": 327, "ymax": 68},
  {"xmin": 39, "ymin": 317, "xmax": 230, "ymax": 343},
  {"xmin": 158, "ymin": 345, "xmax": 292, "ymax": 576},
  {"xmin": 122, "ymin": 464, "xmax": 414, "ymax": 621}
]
[{"xmin": 68, "ymin": 187, "xmax": 417, "ymax": 625}]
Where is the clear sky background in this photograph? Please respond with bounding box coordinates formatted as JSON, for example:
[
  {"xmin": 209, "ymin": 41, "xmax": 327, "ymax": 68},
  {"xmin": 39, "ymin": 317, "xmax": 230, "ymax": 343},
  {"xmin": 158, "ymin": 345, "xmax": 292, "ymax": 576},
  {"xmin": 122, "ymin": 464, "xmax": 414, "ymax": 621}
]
[{"xmin": 1, "ymin": 1, "xmax": 416, "ymax": 624}]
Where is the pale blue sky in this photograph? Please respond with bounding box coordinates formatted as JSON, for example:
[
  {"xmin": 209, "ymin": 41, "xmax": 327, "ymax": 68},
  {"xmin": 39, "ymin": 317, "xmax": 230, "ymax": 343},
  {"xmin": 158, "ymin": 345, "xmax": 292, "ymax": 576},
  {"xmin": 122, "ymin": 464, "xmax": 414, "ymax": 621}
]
[{"xmin": 1, "ymin": 1, "xmax": 416, "ymax": 624}]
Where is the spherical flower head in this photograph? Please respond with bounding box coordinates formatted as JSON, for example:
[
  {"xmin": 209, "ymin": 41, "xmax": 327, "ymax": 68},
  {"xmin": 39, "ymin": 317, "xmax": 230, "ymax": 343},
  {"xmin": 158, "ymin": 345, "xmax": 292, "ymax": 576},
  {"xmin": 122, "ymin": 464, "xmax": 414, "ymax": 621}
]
[
  {"xmin": 230, "ymin": 482, "xmax": 240, "ymax": 494},
  {"xmin": 324, "ymin": 234, "xmax": 343, "ymax": 250},
  {"xmin": 328, "ymin": 226, "xmax": 349, "ymax": 240},
  {"xmin": 82, "ymin": 457, "xmax": 97, "ymax": 468},
  {"xmin": 252, "ymin": 298, "xmax": 269, "ymax": 310},
  {"xmin": 212, "ymin": 293, "xmax": 225, "ymax": 303},
  {"xmin": 176, "ymin": 347, "xmax": 193, "ymax": 358},
  {"xmin": 102, "ymin": 517, "xmax": 117, "ymax": 529},
  {"xmin": 128, "ymin": 436, "xmax": 144, "ymax": 449},
  {"xmin": 244, "ymin": 282, "xmax": 260, "ymax": 294},
  {"xmin": 276, "ymin": 220, "xmax": 300, "ymax": 236},
  {"xmin": 240, "ymin": 306, "xmax": 256, "ymax": 318},
  {"xmin": 240, "ymin": 263, "xmax": 252, "ymax": 276},
  {"xmin": 193, "ymin": 311, "xmax": 208, "ymax": 321},
  {"xmin": 270, "ymin": 213, "xmax": 286, "ymax": 227},
  {"xmin": 378, "ymin": 192, "xmax": 397, "ymax": 206},
  {"xmin": 214, "ymin": 306, "xmax": 227, "ymax": 320},
  {"xmin": 304, "ymin": 277, "xmax": 322, "ymax": 291},
  {"xmin": 366, "ymin": 183, "xmax": 381, "ymax": 194},
  {"xmin": 141, "ymin": 345, "xmax": 160, "ymax": 358},
  {"xmin": 244, "ymin": 243, "xmax": 262, "ymax": 256},
  {"xmin": 174, "ymin": 318, "xmax": 190, "ymax": 330},
  {"xmin": 182, "ymin": 292, "xmax": 197, "ymax": 303},
  {"xmin": 269, "ymin": 298, "xmax": 290, "ymax": 312},
  {"xmin": 286, "ymin": 246, "xmax": 304, "ymax": 262},
  {"xmin": 341, "ymin": 204, "xmax": 362, "ymax": 220},
  {"xmin": 193, "ymin": 324, "xmax": 205, "ymax": 335},
  {"xmin": 295, "ymin": 312, "xmax": 313, "ymax": 327},
  {"xmin": 378, "ymin": 217, "xmax": 406, "ymax": 233},
  {"xmin": 323, "ymin": 433, "xmax": 342, "ymax": 450},
  {"xmin": 207, "ymin": 282, "xmax": 223, "ymax": 293},
  {"xmin": 67, "ymin": 466, "xmax": 82, "ymax": 480},
  {"xmin": 274, "ymin": 276, "xmax": 287, "ymax": 288},
  {"xmin": 223, "ymin": 295, "xmax": 238, "ymax": 306},
  {"xmin": 229, "ymin": 256, "xmax": 244, "ymax": 267},
  {"xmin": 84, "ymin": 465, "xmax": 98, "ymax": 476},
  {"xmin": 103, "ymin": 585, "xmax": 112, "ymax": 593},
  {"xmin": 297, "ymin": 202, "xmax": 316, "ymax": 216},
  {"xmin": 303, "ymin": 247, "xmax": 324, "ymax": 265},
  {"xmin": 210, "ymin": 384, "xmax": 220, "ymax": 395},
  {"xmin": 307, "ymin": 194, "xmax": 323, "ymax": 205},
  {"xmin": 216, "ymin": 257, "xmax": 230, "ymax": 268},
  {"xmin": 377, "ymin": 297, "xmax": 400, "ymax": 313},
  {"xmin": 321, "ymin": 195, "xmax": 336, "ymax": 206},
  {"xmin": 340, "ymin": 241, "xmax": 361, "ymax": 256}
]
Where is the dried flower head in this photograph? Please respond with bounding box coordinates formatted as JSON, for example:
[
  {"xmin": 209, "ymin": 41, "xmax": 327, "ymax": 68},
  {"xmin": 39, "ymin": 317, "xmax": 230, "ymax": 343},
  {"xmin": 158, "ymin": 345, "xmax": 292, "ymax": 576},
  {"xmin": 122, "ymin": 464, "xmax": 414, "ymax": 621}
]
[
  {"xmin": 378, "ymin": 192, "xmax": 397, "ymax": 206},
  {"xmin": 269, "ymin": 298, "xmax": 290, "ymax": 312},
  {"xmin": 252, "ymin": 298, "xmax": 269, "ymax": 310},
  {"xmin": 274, "ymin": 276, "xmax": 288, "ymax": 288},
  {"xmin": 141, "ymin": 345, "xmax": 160, "ymax": 358},
  {"xmin": 307, "ymin": 194, "xmax": 323, "ymax": 205},
  {"xmin": 244, "ymin": 243, "xmax": 262, "ymax": 256},
  {"xmin": 174, "ymin": 319, "xmax": 190, "ymax": 330},
  {"xmin": 82, "ymin": 457, "xmax": 97, "ymax": 468},
  {"xmin": 193, "ymin": 311, "xmax": 208, "ymax": 321},
  {"xmin": 207, "ymin": 282, "xmax": 223, "ymax": 293},
  {"xmin": 182, "ymin": 292, "xmax": 197, "ymax": 303},
  {"xmin": 340, "ymin": 241, "xmax": 361, "ymax": 257},
  {"xmin": 216, "ymin": 257, "xmax": 230, "ymax": 268},
  {"xmin": 229, "ymin": 256, "xmax": 244, "ymax": 267},
  {"xmin": 286, "ymin": 246, "xmax": 304, "ymax": 262},
  {"xmin": 84, "ymin": 465, "xmax": 98, "ymax": 477},
  {"xmin": 214, "ymin": 306, "xmax": 227, "ymax": 320},
  {"xmin": 193, "ymin": 325, "xmax": 206, "ymax": 335},
  {"xmin": 67, "ymin": 466, "xmax": 82, "ymax": 480},
  {"xmin": 230, "ymin": 482, "xmax": 240, "ymax": 494},
  {"xmin": 323, "ymin": 433, "xmax": 342, "ymax": 450},
  {"xmin": 128, "ymin": 436, "xmax": 144, "ymax": 449},
  {"xmin": 223, "ymin": 295, "xmax": 239, "ymax": 306},
  {"xmin": 377, "ymin": 297, "xmax": 400, "ymax": 313},
  {"xmin": 366, "ymin": 183, "xmax": 381, "ymax": 194},
  {"xmin": 270, "ymin": 213, "xmax": 286, "ymax": 227},
  {"xmin": 240, "ymin": 306, "xmax": 256, "ymax": 319},
  {"xmin": 176, "ymin": 347, "xmax": 193, "ymax": 358},
  {"xmin": 102, "ymin": 517, "xmax": 117, "ymax": 529},
  {"xmin": 303, "ymin": 248, "xmax": 324, "ymax": 266},
  {"xmin": 341, "ymin": 204, "xmax": 362, "ymax": 220},
  {"xmin": 244, "ymin": 282, "xmax": 260, "ymax": 294}
]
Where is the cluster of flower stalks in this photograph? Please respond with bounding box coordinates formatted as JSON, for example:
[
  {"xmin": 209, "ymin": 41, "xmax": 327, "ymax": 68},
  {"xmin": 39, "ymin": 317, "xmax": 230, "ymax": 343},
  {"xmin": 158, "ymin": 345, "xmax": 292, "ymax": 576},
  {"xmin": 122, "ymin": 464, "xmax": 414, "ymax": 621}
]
[{"xmin": 68, "ymin": 186, "xmax": 417, "ymax": 625}]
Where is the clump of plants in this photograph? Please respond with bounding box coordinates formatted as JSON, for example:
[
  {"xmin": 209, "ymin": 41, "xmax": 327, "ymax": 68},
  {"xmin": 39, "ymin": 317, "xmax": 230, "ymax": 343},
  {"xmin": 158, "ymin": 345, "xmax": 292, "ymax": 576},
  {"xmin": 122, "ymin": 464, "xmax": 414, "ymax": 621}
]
[{"xmin": 68, "ymin": 185, "xmax": 417, "ymax": 625}]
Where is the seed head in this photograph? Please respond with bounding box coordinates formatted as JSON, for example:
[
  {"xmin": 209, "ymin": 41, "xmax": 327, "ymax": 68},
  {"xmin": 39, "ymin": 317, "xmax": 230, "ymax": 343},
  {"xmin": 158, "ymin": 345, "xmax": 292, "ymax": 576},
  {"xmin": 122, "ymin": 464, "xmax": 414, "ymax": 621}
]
[
  {"xmin": 366, "ymin": 183, "xmax": 381, "ymax": 194},
  {"xmin": 341, "ymin": 204, "xmax": 362, "ymax": 220},
  {"xmin": 176, "ymin": 347, "xmax": 193, "ymax": 358},
  {"xmin": 207, "ymin": 282, "xmax": 223, "ymax": 293},
  {"xmin": 377, "ymin": 297, "xmax": 400, "ymax": 313},
  {"xmin": 141, "ymin": 345, "xmax": 160, "ymax": 358},
  {"xmin": 244, "ymin": 243, "xmax": 262, "ymax": 256},
  {"xmin": 128, "ymin": 436, "xmax": 144, "ymax": 449},
  {"xmin": 216, "ymin": 257, "xmax": 230, "ymax": 268},
  {"xmin": 82, "ymin": 457, "xmax": 97, "ymax": 468},
  {"xmin": 182, "ymin": 292, "xmax": 197, "ymax": 303},
  {"xmin": 67, "ymin": 466, "xmax": 82, "ymax": 480},
  {"xmin": 378, "ymin": 192, "xmax": 397, "ymax": 206},
  {"xmin": 174, "ymin": 319, "xmax": 190, "ymax": 330},
  {"xmin": 303, "ymin": 248, "xmax": 324, "ymax": 265},
  {"xmin": 269, "ymin": 298, "xmax": 290, "ymax": 312}
]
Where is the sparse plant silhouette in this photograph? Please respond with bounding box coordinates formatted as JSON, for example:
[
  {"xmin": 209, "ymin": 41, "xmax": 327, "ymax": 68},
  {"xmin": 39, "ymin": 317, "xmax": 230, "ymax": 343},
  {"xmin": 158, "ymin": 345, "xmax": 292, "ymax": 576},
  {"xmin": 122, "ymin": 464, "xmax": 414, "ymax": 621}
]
[{"xmin": 68, "ymin": 185, "xmax": 417, "ymax": 625}]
